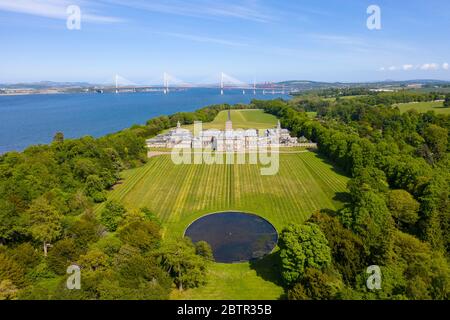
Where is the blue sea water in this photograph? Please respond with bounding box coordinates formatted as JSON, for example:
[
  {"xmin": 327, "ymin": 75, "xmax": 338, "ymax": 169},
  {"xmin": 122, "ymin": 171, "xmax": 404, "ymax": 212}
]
[{"xmin": 0, "ymin": 88, "xmax": 289, "ymax": 154}]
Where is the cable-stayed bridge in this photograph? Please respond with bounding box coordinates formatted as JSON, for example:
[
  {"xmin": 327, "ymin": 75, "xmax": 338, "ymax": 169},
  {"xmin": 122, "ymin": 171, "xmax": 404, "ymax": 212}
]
[{"xmin": 97, "ymin": 73, "xmax": 289, "ymax": 95}]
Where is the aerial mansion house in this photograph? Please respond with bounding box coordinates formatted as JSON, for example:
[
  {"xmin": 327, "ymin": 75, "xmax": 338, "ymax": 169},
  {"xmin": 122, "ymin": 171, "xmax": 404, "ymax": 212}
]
[{"xmin": 146, "ymin": 110, "xmax": 304, "ymax": 152}]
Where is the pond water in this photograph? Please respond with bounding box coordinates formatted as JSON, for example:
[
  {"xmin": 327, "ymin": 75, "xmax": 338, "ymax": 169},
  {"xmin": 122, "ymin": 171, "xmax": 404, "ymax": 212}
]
[{"xmin": 185, "ymin": 212, "xmax": 278, "ymax": 263}]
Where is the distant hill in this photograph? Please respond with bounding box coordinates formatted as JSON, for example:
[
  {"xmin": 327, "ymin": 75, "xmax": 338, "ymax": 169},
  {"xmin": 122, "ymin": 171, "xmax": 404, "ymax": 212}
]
[
  {"xmin": 275, "ymin": 79, "xmax": 450, "ymax": 91},
  {"xmin": 0, "ymin": 81, "xmax": 93, "ymax": 89}
]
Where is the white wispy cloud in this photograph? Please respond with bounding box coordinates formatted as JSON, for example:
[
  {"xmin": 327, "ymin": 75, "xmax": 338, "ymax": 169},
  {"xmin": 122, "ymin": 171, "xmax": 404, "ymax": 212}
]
[
  {"xmin": 381, "ymin": 62, "xmax": 448, "ymax": 72},
  {"xmin": 307, "ymin": 33, "xmax": 416, "ymax": 55},
  {"xmin": 308, "ymin": 34, "xmax": 366, "ymax": 46},
  {"xmin": 103, "ymin": 0, "xmax": 272, "ymax": 23},
  {"xmin": 0, "ymin": 0, "xmax": 123, "ymax": 23},
  {"xmin": 154, "ymin": 31, "xmax": 248, "ymax": 47},
  {"xmin": 420, "ymin": 63, "xmax": 439, "ymax": 70},
  {"xmin": 403, "ymin": 64, "xmax": 414, "ymax": 71}
]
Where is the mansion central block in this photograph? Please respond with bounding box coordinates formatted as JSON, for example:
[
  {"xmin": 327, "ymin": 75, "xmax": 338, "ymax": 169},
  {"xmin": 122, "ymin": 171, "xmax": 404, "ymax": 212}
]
[{"xmin": 146, "ymin": 111, "xmax": 303, "ymax": 152}]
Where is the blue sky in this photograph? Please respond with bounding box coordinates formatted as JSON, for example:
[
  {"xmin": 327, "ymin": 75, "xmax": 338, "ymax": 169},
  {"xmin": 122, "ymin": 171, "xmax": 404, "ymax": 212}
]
[{"xmin": 0, "ymin": 0, "xmax": 449, "ymax": 84}]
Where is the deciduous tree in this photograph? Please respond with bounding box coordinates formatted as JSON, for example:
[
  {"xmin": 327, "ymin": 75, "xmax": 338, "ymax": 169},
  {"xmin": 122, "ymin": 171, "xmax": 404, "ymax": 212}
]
[
  {"xmin": 424, "ymin": 124, "xmax": 448, "ymax": 161},
  {"xmin": 159, "ymin": 238, "xmax": 209, "ymax": 291},
  {"xmin": 278, "ymin": 223, "xmax": 332, "ymax": 286},
  {"xmin": 444, "ymin": 94, "xmax": 450, "ymax": 108},
  {"xmin": 47, "ymin": 238, "xmax": 81, "ymax": 275},
  {"xmin": 26, "ymin": 197, "xmax": 63, "ymax": 256},
  {"xmin": 100, "ymin": 201, "xmax": 126, "ymax": 232},
  {"xmin": 195, "ymin": 241, "xmax": 214, "ymax": 262},
  {"xmin": 387, "ymin": 190, "xmax": 420, "ymax": 228}
]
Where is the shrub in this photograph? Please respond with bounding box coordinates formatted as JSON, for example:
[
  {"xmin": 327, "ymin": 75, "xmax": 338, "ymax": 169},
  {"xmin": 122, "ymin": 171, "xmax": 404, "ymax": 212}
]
[{"xmin": 47, "ymin": 239, "xmax": 81, "ymax": 275}]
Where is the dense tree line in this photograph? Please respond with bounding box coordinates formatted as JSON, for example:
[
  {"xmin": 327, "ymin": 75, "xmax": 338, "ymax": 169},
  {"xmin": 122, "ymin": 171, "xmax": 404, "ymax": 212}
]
[
  {"xmin": 445, "ymin": 94, "xmax": 450, "ymax": 108},
  {"xmin": 292, "ymin": 87, "xmax": 373, "ymax": 99},
  {"xmin": 254, "ymin": 94, "xmax": 449, "ymax": 300},
  {"xmin": 289, "ymin": 90, "xmax": 444, "ymax": 115}
]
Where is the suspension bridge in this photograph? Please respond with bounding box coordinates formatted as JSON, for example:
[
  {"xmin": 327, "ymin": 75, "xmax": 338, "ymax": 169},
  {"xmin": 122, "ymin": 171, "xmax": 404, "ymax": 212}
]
[{"xmin": 96, "ymin": 73, "xmax": 289, "ymax": 95}]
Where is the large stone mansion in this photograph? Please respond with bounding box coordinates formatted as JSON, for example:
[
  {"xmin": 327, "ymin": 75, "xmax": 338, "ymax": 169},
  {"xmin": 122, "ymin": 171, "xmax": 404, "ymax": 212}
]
[{"xmin": 146, "ymin": 110, "xmax": 304, "ymax": 152}]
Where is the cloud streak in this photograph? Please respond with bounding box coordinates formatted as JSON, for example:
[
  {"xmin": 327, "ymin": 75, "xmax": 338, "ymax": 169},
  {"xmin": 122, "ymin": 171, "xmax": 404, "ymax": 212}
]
[
  {"xmin": 0, "ymin": 0, "xmax": 123, "ymax": 23},
  {"xmin": 307, "ymin": 33, "xmax": 416, "ymax": 56},
  {"xmin": 103, "ymin": 0, "xmax": 273, "ymax": 23},
  {"xmin": 154, "ymin": 31, "xmax": 248, "ymax": 47}
]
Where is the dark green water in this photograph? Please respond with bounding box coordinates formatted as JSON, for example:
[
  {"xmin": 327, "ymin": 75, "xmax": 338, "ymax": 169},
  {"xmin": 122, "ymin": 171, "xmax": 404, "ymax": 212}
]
[{"xmin": 185, "ymin": 212, "xmax": 278, "ymax": 263}]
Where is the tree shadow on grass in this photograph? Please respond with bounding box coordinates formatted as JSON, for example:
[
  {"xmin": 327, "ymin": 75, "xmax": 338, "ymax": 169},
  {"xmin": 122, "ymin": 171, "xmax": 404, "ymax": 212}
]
[
  {"xmin": 319, "ymin": 208, "xmax": 337, "ymax": 217},
  {"xmin": 333, "ymin": 192, "xmax": 352, "ymax": 204},
  {"xmin": 249, "ymin": 251, "xmax": 287, "ymax": 300},
  {"xmin": 311, "ymin": 151, "xmax": 349, "ymax": 177}
]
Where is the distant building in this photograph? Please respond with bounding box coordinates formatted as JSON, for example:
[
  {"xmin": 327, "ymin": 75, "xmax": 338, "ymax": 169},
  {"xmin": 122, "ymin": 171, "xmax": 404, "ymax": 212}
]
[
  {"xmin": 146, "ymin": 112, "xmax": 303, "ymax": 151},
  {"xmin": 406, "ymin": 83, "xmax": 423, "ymax": 89},
  {"xmin": 369, "ymin": 88, "xmax": 395, "ymax": 92}
]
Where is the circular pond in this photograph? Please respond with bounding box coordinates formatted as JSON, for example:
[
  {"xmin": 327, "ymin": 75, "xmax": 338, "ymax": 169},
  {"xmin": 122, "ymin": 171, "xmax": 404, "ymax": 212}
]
[{"xmin": 185, "ymin": 212, "xmax": 278, "ymax": 263}]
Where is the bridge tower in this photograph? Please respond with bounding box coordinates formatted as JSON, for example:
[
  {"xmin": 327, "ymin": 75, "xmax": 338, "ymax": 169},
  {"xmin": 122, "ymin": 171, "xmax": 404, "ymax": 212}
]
[
  {"xmin": 163, "ymin": 72, "xmax": 169, "ymax": 94},
  {"xmin": 220, "ymin": 72, "xmax": 224, "ymax": 95},
  {"xmin": 115, "ymin": 74, "xmax": 119, "ymax": 93}
]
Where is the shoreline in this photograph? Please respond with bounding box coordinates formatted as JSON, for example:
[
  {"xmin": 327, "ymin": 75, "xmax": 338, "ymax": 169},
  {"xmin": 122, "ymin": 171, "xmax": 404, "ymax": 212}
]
[{"xmin": 0, "ymin": 91, "xmax": 68, "ymax": 96}]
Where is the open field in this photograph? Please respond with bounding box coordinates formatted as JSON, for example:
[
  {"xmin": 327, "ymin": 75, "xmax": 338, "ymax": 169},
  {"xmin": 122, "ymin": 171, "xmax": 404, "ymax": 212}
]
[
  {"xmin": 322, "ymin": 95, "xmax": 368, "ymax": 102},
  {"xmin": 394, "ymin": 101, "xmax": 450, "ymax": 114},
  {"xmin": 168, "ymin": 109, "xmax": 278, "ymax": 133},
  {"xmin": 97, "ymin": 152, "xmax": 349, "ymax": 238},
  {"xmin": 148, "ymin": 147, "xmax": 313, "ymax": 154},
  {"xmin": 414, "ymin": 87, "xmax": 450, "ymax": 94}
]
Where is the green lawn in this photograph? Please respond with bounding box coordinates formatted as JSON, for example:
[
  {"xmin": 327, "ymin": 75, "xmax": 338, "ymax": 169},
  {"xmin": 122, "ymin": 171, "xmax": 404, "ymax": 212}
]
[
  {"xmin": 96, "ymin": 109, "xmax": 350, "ymax": 300},
  {"xmin": 175, "ymin": 109, "xmax": 278, "ymax": 132},
  {"xmin": 98, "ymin": 152, "xmax": 348, "ymax": 239},
  {"xmin": 394, "ymin": 101, "xmax": 450, "ymax": 114},
  {"xmin": 171, "ymin": 257, "xmax": 285, "ymax": 300},
  {"xmin": 322, "ymin": 95, "xmax": 368, "ymax": 102},
  {"xmin": 306, "ymin": 111, "xmax": 317, "ymax": 119}
]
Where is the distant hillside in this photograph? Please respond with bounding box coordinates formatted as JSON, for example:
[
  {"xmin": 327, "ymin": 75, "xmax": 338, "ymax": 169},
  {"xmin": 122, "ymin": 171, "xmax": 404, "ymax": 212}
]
[
  {"xmin": 276, "ymin": 79, "xmax": 450, "ymax": 92},
  {"xmin": 0, "ymin": 81, "xmax": 93, "ymax": 89}
]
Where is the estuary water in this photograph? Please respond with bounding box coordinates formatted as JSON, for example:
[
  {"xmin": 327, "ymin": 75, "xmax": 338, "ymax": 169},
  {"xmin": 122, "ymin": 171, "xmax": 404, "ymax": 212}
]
[{"xmin": 0, "ymin": 88, "xmax": 289, "ymax": 154}]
